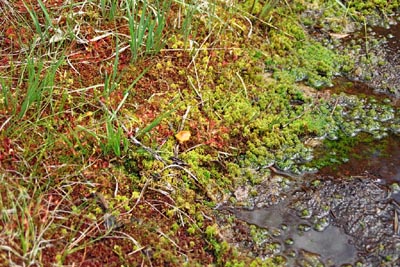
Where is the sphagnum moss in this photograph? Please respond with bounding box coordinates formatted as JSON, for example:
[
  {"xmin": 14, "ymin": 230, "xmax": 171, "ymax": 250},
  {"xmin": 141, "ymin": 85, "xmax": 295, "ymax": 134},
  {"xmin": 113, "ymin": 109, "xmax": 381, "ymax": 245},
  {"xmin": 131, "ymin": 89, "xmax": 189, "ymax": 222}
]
[{"xmin": 1, "ymin": 0, "xmax": 399, "ymax": 266}]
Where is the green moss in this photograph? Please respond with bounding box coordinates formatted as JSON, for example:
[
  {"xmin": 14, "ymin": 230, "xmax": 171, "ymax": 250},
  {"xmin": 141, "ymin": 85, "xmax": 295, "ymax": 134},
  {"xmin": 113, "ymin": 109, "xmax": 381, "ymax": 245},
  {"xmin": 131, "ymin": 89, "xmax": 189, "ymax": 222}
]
[
  {"xmin": 2, "ymin": 0, "xmax": 398, "ymax": 265},
  {"xmin": 271, "ymin": 42, "xmax": 349, "ymax": 88},
  {"xmin": 347, "ymin": 0, "xmax": 399, "ymax": 15}
]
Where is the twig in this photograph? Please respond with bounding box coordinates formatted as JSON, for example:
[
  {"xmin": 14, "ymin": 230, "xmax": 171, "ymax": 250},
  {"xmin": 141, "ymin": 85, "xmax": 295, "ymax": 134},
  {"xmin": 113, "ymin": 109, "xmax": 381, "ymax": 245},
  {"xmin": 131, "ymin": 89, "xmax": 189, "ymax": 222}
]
[
  {"xmin": 188, "ymin": 25, "xmax": 217, "ymax": 68},
  {"xmin": 179, "ymin": 106, "xmax": 191, "ymax": 132},
  {"xmin": 132, "ymin": 176, "xmax": 152, "ymax": 209},
  {"xmin": 66, "ymin": 56, "xmax": 80, "ymax": 75},
  {"xmin": 113, "ymin": 231, "xmax": 142, "ymax": 249},
  {"xmin": 236, "ymin": 71, "xmax": 248, "ymax": 99},
  {"xmin": 161, "ymin": 164, "xmax": 199, "ymax": 183},
  {"xmin": 240, "ymin": 15, "xmax": 253, "ymax": 38},
  {"xmin": 230, "ymin": 5, "xmax": 294, "ymax": 38},
  {"xmin": 156, "ymin": 228, "xmax": 188, "ymax": 259},
  {"xmin": 187, "ymin": 73, "xmax": 204, "ymax": 106},
  {"xmin": 183, "ymin": 144, "xmax": 204, "ymax": 154},
  {"xmin": 160, "ymin": 47, "xmax": 242, "ymax": 53},
  {"xmin": 128, "ymin": 246, "xmax": 145, "ymax": 256},
  {"xmin": 148, "ymin": 187, "xmax": 175, "ymax": 203},
  {"xmin": 112, "ymin": 173, "xmax": 119, "ymax": 198},
  {"xmin": 127, "ymin": 135, "xmax": 166, "ymax": 163},
  {"xmin": 330, "ymin": 97, "xmax": 340, "ymax": 117},
  {"xmin": 0, "ymin": 116, "xmax": 12, "ymax": 132},
  {"xmin": 144, "ymin": 200, "xmax": 169, "ymax": 220}
]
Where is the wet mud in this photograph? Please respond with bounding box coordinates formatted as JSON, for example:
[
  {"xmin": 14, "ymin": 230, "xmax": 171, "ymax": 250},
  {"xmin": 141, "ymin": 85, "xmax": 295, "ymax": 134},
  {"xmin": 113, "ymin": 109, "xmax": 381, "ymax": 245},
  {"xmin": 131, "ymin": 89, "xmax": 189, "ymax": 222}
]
[
  {"xmin": 231, "ymin": 199, "xmax": 358, "ymax": 266},
  {"xmin": 218, "ymin": 173, "xmax": 400, "ymax": 266},
  {"xmin": 329, "ymin": 77, "xmax": 400, "ymax": 107},
  {"xmin": 344, "ymin": 20, "xmax": 400, "ymax": 100}
]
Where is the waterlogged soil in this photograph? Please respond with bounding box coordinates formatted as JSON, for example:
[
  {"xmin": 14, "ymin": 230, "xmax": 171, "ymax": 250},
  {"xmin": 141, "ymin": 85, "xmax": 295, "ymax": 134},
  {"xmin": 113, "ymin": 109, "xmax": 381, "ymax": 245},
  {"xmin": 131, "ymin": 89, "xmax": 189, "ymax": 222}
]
[
  {"xmin": 215, "ymin": 21, "xmax": 400, "ymax": 267},
  {"xmin": 217, "ymin": 171, "xmax": 400, "ymax": 266},
  {"xmin": 216, "ymin": 94, "xmax": 400, "ymax": 265},
  {"xmin": 318, "ymin": 134, "xmax": 400, "ymax": 184},
  {"xmin": 344, "ymin": 19, "xmax": 400, "ymax": 100}
]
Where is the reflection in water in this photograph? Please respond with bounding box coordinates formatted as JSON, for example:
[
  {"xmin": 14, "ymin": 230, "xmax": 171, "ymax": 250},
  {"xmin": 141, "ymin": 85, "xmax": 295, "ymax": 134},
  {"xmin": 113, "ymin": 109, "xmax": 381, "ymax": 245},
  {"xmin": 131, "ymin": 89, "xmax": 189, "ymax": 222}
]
[
  {"xmin": 318, "ymin": 134, "xmax": 400, "ymax": 184},
  {"xmin": 231, "ymin": 21, "xmax": 400, "ymax": 266},
  {"xmin": 234, "ymin": 202, "xmax": 358, "ymax": 266},
  {"xmin": 292, "ymin": 226, "xmax": 356, "ymax": 265}
]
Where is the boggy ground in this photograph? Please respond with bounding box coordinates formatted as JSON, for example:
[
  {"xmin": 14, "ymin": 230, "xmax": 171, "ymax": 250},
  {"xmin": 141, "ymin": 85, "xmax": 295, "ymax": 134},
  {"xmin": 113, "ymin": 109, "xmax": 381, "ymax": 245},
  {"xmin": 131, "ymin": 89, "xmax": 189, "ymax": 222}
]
[
  {"xmin": 0, "ymin": 0, "xmax": 400, "ymax": 266},
  {"xmin": 215, "ymin": 20, "xmax": 400, "ymax": 264},
  {"xmin": 216, "ymin": 18, "xmax": 400, "ymax": 265},
  {"xmin": 218, "ymin": 171, "xmax": 400, "ymax": 266}
]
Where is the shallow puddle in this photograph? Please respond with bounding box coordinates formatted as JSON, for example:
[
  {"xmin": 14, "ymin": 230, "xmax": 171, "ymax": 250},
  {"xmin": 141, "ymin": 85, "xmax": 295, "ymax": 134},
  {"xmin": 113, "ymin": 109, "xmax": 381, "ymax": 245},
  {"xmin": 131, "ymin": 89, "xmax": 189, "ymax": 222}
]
[
  {"xmin": 343, "ymin": 20, "xmax": 400, "ymax": 100},
  {"xmin": 225, "ymin": 128, "xmax": 400, "ymax": 265},
  {"xmin": 329, "ymin": 77, "xmax": 400, "ymax": 106},
  {"xmin": 318, "ymin": 134, "xmax": 400, "ymax": 184},
  {"xmin": 234, "ymin": 202, "xmax": 358, "ymax": 266},
  {"xmin": 370, "ymin": 22, "xmax": 400, "ymax": 53},
  {"xmin": 226, "ymin": 173, "xmax": 400, "ymax": 266},
  {"xmin": 291, "ymin": 226, "xmax": 357, "ymax": 266}
]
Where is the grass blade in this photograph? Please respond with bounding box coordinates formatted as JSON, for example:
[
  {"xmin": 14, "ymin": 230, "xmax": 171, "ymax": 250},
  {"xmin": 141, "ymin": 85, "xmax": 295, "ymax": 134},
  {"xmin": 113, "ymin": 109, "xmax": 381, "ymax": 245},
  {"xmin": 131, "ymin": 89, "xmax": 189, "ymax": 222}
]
[{"xmin": 135, "ymin": 100, "xmax": 179, "ymax": 139}]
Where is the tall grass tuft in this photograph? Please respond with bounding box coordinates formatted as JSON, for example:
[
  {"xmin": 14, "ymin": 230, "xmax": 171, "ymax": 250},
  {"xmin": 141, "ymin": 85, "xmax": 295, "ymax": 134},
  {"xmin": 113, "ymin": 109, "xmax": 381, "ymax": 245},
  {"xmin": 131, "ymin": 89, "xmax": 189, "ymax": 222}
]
[
  {"xmin": 18, "ymin": 56, "xmax": 64, "ymax": 119},
  {"xmin": 126, "ymin": 0, "xmax": 171, "ymax": 62},
  {"xmin": 103, "ymin": 37, "xmax": 121, "ymax": 96},
  {"xmin": 0, "ymin": 176, "xmax": 47, "ymax": 265},
  {"xmin": 24, "ymin": 0, "xmax": 53, "ymax": 40},
  {"xmin": 180, "ymin": 1, "xmax": 197, "ymax": 47},
  {"xmin": 101, "ymin": 0, "xmax": 119, "ymax": 20},
  {"xmin": 104, "ymin": 119, "xmax": 128, "ymax": 157}
]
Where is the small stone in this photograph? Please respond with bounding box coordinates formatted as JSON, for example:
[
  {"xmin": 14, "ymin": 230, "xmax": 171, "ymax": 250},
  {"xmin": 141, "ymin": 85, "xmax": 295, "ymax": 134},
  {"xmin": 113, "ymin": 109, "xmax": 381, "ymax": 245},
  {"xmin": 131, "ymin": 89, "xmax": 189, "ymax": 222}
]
[{"xmin": 234, "ymin": 186, "xmax": 250, "ymax": 202}]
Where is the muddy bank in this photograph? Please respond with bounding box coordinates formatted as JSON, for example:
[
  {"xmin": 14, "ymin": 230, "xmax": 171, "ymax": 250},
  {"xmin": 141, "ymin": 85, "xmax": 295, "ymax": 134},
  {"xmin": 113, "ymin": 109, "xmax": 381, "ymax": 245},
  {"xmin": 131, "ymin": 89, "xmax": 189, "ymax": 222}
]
[
  {"xmin": 215, "ymin": 91, "xmax": 400, "ymax": 265},
  {"xmin": 217, "ymin": 173, "xmax": 400, "ymax": 266},
  {"xmin": 216, "ymin": 96, "xmax": 400, "ymax": 265},
  {"xmin": 342, "ymin": 19, "xmax": 400, "ymax": 99}
]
